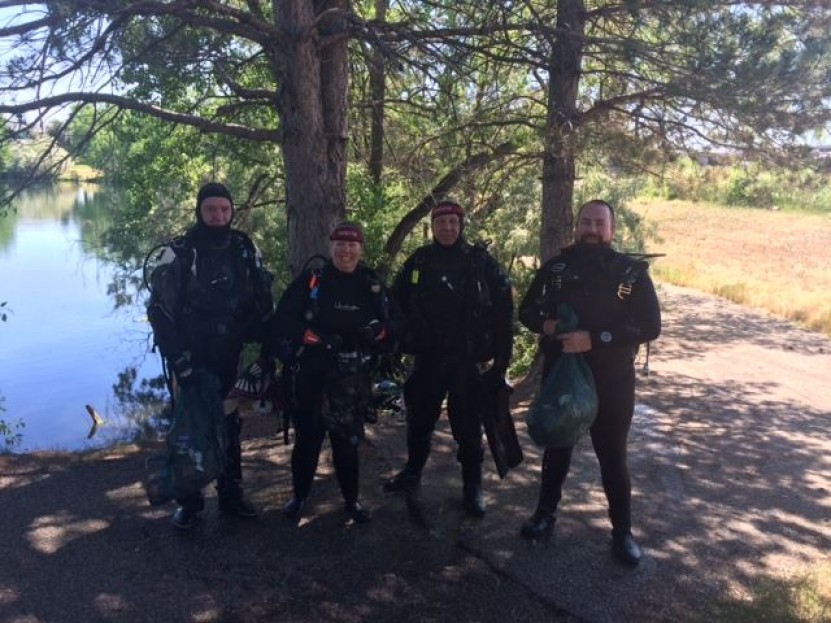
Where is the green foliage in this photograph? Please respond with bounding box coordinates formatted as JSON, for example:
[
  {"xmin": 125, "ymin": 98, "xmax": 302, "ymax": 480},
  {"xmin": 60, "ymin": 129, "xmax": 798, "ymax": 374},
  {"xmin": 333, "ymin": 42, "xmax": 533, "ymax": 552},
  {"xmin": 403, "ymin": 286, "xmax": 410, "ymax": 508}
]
[
  {"xmin": 467, "ymin": 161, "xmax": 540, "ymax": 263},
  {"xmin": 0, "ymin": 303, "xmax": 20, "ymax": 451},
  {"xmin": 0, "ymin": 131, "xmax": 98, "ymax": 183},
  {"xmin": 69, "ymin": 108, "xmax": 290, "ymax": 297},
  {"xmin": 0, "ymin": 395, "xmax": 25, "ymax": 452},
  {"xmin": 2, "ymin": 1, "xmax": 830, "ymax": 255},
  {"xmin": 345, "ymin": 164, "xmax": 414, "ymax": 269},
  {"xmin": 507, "ymin": 263, "xmax": 542, "ymax": 381},
  {"xmin": 640, "ymin": 158, "xmax": 831, "ymax": 213},
  {"xmin": 0, "ymin": 419, "xmax": 24, "ymax": 452},
  {"xmin": 2, "ymin": 137, "xmax": 66, "ymax": 180},
  {"xmin": 509, "ymin": 325, "xmax": 541, "ymax": 381},
  {"xmin": 0, "ymin": 119, "xmax": 11, "ymax": 172}
]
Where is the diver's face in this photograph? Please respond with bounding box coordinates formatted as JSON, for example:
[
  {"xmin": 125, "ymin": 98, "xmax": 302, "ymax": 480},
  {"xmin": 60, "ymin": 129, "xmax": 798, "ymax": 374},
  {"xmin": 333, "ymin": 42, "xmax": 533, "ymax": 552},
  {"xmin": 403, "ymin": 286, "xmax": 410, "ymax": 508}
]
[
  {"xmin": 576, "ymin": 202, "xmax": 614, "ymax": 245},
  {"xmin": 432, "ymin": 215, "xmax": 462, "ymax": 247},
  {"xmin": 199, "ymin": 197, "xmax": 233, "ymax": 227},
  {"xmin": 330, "ymin": 240, "xmax": 362, "ymax": 273}
]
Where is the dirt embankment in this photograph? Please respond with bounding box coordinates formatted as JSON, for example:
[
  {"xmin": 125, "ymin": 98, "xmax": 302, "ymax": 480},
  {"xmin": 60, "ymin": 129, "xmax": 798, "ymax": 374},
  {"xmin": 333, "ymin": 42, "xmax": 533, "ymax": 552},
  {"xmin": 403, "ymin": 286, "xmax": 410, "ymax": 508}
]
[{"xmin": 1, "ymin": 282, "xmax": 829, "ymax": 623}]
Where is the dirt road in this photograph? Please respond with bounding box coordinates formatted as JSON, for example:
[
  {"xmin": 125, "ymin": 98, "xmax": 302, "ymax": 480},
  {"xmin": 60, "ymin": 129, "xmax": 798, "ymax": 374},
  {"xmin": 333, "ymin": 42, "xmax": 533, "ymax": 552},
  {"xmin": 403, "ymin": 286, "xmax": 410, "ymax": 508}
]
[{"xmin": 1, "ymin": 283, "xmax": 829, "ymax": 622}]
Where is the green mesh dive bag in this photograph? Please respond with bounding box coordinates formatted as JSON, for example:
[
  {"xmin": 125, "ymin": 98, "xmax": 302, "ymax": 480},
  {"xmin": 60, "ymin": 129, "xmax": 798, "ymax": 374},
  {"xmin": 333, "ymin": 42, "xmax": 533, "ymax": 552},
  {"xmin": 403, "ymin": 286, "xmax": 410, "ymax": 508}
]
[
  {"xmin": 526, "ymin": 304, "xmax": 599, "ymax": 449},
  {"xmin": 145, "ymin": 370, "xmax": 227, "ymax": 505}
]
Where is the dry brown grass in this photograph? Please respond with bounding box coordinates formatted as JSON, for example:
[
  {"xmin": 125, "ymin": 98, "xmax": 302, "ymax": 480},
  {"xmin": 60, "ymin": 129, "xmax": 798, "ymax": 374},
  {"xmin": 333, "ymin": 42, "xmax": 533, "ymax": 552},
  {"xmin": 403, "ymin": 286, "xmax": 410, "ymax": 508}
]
[{"xmin": 632, "ymin": 199, "xmax": 831, "ymax": 336}]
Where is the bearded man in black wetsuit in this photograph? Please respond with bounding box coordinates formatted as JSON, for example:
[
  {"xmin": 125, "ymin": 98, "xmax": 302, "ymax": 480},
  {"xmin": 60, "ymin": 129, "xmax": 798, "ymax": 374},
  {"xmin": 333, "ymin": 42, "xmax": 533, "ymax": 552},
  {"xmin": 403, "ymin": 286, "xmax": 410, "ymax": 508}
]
[{"xmin": 518, "ymin": 199, "xmax": 661, "ymax": 566}]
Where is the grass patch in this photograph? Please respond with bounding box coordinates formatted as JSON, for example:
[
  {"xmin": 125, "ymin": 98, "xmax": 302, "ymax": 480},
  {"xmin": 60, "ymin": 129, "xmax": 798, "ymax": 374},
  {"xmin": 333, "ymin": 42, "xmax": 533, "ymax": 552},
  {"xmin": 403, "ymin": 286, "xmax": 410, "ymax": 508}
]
[
  {"xmin": 711, "ymin": 282, "xmax": 748, "ymax": 305},
  {"xmin": 61, "ymin": 162, "xmax": 103, "ymax": 182},
  {"xmin": 633, "ymin": 199, "xmax": 831, "ymax": 336},
  {"xmin": 705, "ymin": 562, "xmax": 831, "ymax": 623}
]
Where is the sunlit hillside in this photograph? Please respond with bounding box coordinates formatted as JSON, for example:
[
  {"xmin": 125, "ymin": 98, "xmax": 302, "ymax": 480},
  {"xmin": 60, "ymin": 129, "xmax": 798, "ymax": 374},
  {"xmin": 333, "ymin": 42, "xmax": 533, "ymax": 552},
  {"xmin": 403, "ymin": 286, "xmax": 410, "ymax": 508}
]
[{"xmin": 633, "ymin": 199, "xmax": 831, "ymax": 336}]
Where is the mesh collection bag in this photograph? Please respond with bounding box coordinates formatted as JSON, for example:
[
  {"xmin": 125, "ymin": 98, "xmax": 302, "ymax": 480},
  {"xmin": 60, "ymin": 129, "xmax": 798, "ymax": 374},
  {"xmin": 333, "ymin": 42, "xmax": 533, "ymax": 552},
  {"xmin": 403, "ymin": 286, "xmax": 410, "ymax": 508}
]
[
  {"xmin": 145, "ymin": 370, "xmax": 227, "ymax": 505},
  {"xmin": 525, "ymin": 304, "xmax": 599, "ymax": 449}
]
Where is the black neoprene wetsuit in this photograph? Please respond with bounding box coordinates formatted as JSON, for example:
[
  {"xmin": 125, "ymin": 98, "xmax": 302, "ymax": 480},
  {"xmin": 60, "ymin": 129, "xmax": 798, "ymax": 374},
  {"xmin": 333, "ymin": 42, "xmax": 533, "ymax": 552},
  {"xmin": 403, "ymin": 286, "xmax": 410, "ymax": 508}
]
[
  {"xmin": 274, "ymin": 261, "xmax": 395, "ymax": 505},
  {"xmin": 519, "ymin": 242, "xmax": 661, "ymax": 535},
  {"xmin": 392, "ymin": 239, "xmax": 513, "ymax": 481}
]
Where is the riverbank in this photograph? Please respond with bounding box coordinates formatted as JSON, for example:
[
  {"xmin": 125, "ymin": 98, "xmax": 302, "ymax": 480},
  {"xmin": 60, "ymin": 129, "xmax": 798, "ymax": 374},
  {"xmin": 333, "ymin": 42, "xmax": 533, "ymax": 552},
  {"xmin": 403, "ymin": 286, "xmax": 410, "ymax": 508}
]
[
  {"xmin": 2, "ymin": 137, "xmax": 103, "ymax": 185},
  {"xmin": 1, "ymin": 283, "xmax": 830, "ymax": 622}
]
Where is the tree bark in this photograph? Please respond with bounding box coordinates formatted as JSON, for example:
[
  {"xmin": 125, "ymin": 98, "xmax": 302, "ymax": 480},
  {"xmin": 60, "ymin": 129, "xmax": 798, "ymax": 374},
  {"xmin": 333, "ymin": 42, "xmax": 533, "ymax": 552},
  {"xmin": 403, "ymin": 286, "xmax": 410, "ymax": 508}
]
[
  {"xmin": 277, "ymin": 0, "xmax": 349, "ymax": 276},
  {"xmin": 540, "ymin": 0, "xmax": 586, "ymax": 262},
  {"xmin": 368, "ymin": 0, "xmax": 388, "ymax": 191}
]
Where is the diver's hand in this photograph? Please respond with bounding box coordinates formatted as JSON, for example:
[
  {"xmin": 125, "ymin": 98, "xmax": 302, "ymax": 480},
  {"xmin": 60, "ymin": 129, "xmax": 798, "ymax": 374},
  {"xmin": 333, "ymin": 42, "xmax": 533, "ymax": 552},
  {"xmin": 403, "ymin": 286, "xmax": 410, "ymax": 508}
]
[{"xmin": 558, "ymin": 330, "xmax": 591, "ymax": 353}]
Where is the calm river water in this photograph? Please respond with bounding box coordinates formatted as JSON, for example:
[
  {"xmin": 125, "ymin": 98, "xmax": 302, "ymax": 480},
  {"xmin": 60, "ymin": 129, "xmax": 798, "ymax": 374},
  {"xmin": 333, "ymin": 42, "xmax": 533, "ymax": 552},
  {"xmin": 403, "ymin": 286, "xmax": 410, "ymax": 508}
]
[{"xmin": 0, "ymin": 183, "xmax": 164, "ymax": 452}]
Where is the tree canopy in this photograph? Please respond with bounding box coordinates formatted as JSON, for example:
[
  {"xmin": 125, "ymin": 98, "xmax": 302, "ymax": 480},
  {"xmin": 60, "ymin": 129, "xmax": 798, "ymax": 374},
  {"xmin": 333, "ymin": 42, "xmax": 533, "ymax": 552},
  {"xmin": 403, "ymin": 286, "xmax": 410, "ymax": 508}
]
[{"xmin": 1, "ymin": 0, "xmax": 829, "ymax": 266}]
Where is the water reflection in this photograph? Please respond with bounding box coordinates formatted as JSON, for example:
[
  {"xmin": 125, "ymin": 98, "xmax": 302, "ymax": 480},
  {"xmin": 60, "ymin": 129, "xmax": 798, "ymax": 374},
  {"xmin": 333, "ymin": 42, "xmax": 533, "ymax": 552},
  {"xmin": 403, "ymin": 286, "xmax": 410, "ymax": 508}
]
[{"xmin": 0, "ymin": 182, "xmax": 167, "ymax": 452}]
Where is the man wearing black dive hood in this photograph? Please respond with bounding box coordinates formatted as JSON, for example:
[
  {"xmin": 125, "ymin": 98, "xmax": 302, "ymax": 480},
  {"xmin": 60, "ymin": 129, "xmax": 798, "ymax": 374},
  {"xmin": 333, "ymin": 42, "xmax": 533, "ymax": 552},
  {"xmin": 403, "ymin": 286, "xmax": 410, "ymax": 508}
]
[
  {"xmin": 147, "ymin": 182, "xmax": 274, "ymax": 530},
  {"xmin": 518, "ymin": 199, "xmax": 661, "ymax": 566},
  {"xmin": 384, "ymin": 200, "xmax": 513, "ymax": 518}
]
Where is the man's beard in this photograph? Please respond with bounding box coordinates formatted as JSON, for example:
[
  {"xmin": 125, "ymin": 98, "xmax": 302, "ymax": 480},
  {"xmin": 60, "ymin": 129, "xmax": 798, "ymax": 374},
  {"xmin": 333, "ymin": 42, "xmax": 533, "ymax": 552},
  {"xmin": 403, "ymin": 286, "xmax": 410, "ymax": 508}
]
[{"xmin": 578, "ymin": 234, "xmax": 610, "ymax": 246}]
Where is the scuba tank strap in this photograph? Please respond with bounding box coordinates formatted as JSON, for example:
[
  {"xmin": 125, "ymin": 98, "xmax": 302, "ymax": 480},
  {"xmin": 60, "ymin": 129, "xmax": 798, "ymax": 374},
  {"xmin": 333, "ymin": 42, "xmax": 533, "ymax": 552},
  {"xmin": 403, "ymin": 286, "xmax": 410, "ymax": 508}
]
[
  {"xmin": 298, "ymin": 254, "xmax": 328, "ymax": 327},
  {"xmin": 304, "ymin": 266, "xmax": 322, "ymax": 323},
  {"xmin": 362, "ymin": 264, "xmax": 390, "ymax": 324},
  {"xmin": 616, "ymin": 258, "xmax": 649, "ymax": 301},
  {"xmin": 468, "ymin": 243, "xmax": 492, "ymax": 306},
  {"xmin": 283, "ymin": 361, "xmax": 302, "ymax": 445}
]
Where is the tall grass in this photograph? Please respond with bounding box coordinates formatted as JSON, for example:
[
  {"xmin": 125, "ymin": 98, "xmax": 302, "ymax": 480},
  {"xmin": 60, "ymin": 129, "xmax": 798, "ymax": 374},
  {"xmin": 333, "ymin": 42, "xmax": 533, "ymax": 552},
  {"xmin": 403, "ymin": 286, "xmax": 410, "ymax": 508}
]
[{"xmin": 632, "ymin": 199, "xmax": 831, "ymax": 336}]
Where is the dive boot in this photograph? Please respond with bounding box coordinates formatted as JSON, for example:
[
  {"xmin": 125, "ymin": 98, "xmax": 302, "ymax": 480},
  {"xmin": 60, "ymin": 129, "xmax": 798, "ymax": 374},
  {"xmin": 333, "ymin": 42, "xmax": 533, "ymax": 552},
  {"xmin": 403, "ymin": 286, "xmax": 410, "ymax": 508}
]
[
  {"xmin": 462, "ymin": 485, "xmax": 486, "ymax": 518},
  {"xmin": 218, "ymin": 495, "xmax": 259, "ymax": 518},
  {"xmin": 171, "ymin": 506, "xmax": 200, "ymax": 530},
  {"xmin": 282, "ymin": 496, "xmax": 306, "ymax": 522},
  {"xmin": 383, "ymin": 467, "xmax": 420, "ymax": 494},
  {"xmin": 345, "ymin": 500, "xmax": 372, "ymax": 524},
  {"xmin": 217, "ymin": 475, "xmax": 258, "ymax": 518},
  {"xmin": 520, "ymin": 510, "xmax": 555, "ymax": 543},
  {"xmin": 461, "ymin": 463, "xmax": 485, "ymax": 518},
  {"xmin": 611, "ymin": 532, "xmax": 642, "ymax": 566}
]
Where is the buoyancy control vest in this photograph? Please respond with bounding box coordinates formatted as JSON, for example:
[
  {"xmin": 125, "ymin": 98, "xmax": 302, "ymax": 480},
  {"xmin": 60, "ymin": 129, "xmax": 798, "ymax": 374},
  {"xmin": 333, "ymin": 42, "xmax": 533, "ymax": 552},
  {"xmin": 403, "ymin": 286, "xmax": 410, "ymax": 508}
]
[
  {"xmin": 398, "ymin": 242, "xmax": 499, "ymax": 361},
  {"xmin": 147, "ymin": 227, "xmax": 272, "ymax": 355}
]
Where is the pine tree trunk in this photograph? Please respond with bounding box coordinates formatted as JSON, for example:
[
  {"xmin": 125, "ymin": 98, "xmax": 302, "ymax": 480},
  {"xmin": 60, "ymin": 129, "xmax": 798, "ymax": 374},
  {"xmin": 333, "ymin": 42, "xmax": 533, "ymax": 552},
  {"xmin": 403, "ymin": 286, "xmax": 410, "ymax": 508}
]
[
  {"xmin": 540, "ymin": 0, "xmax": 586, "ymax": 262},
  {"xmin": 276, "ymin": 0, "xmax": 349, "ymax": 276},
  {"xmin": 368, "ymin": 0, "xmax": 388, "ymax": 191}
]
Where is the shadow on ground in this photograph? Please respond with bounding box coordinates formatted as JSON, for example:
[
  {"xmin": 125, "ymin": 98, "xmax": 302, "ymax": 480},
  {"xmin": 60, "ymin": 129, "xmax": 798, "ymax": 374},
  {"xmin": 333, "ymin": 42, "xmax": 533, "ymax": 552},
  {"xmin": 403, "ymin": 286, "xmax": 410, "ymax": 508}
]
[{"xmin": 1, "ymin": 284, "xmax": 829, "ymax": 622}]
